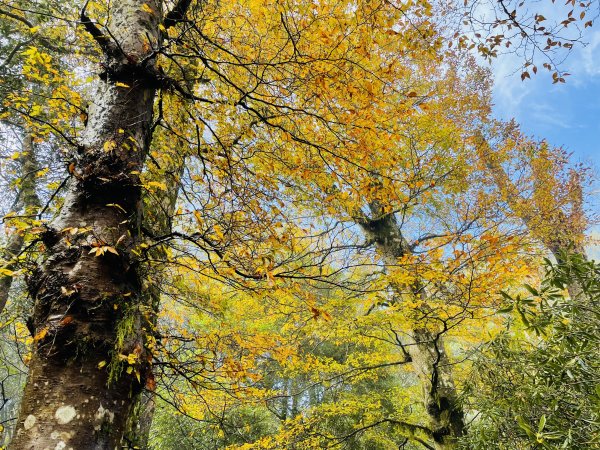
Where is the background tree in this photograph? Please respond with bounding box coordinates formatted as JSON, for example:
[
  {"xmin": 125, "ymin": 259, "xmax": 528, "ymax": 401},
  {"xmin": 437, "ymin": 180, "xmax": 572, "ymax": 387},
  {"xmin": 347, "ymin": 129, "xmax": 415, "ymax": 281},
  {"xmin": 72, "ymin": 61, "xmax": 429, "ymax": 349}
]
[{"xmin": 462, "ymin": 253, "xmax": 600, "ymax": 449}]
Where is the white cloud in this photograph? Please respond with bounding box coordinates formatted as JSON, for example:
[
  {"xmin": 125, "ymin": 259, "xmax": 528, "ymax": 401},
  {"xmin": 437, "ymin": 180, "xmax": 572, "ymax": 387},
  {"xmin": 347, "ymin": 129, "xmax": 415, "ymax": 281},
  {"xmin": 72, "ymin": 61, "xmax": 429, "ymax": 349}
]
[
  {"xmin": 485, "ymin": 4, "xmax": 600, "ymax": 123},
  {"xmin": 530, "ymin": 101, "xmax": 574, "ymax": 130},
  {"xmin": 579, "ymin": 30, "xmax": 600, "ymax": 77},
  {"xmin": 491, "ymin": 54, "xmax": 534, "ymax": 119},
  {"xmin": 547, "ymin": 28, "xmax": 600, "ymax": 85}
]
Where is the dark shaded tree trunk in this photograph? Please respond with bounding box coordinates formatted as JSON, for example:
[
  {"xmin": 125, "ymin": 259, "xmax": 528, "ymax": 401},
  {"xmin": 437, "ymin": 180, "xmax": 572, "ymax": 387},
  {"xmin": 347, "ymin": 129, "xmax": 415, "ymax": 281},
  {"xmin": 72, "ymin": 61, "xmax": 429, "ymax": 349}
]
[
  {"xmin": 10, "ymin": 2, "xmax": 162, "ymax": 448},
  {"xmin": 0, "ymin": 132, "xmax": 40, "ymax": 314},
  {"xmin": 123, "ymin": 155, "xmax": 185, "ymax": 448},
  {"xmin": 359, "ymin": 204, "xmax": 465, "ymax": 450},
  {"xmin": 124, "ymin": 390, "xmax": 155, "ymax": 449}
]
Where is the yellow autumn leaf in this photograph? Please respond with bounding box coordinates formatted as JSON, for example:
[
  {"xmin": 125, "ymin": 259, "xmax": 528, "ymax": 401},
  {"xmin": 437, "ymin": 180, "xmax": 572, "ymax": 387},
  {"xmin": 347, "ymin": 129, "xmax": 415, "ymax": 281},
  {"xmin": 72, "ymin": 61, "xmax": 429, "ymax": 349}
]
[
  {"xmin": 89, "ymin": 247, "xmax": 103, "ymax": 256},
  {"xmin": 105, "ymin": 246, "xmax": 119, "ymax": 255},
  {"xmin": 0, "ymin": 268, "xmax": 15, "ymax": 277},
  {"xmin": 33, "ymin": 327, "xmax": 48, "ymax": 341},
  {"xmin": 103, "ymin": 140, "xmax": 117, "ymax": 152},
  {"xmin": 36, "ymin": 168, "xmax": 49, "ymax": 177},
  {"xmin": 146, "ymin": 181, "xmax": 167, "ymax": 190}
]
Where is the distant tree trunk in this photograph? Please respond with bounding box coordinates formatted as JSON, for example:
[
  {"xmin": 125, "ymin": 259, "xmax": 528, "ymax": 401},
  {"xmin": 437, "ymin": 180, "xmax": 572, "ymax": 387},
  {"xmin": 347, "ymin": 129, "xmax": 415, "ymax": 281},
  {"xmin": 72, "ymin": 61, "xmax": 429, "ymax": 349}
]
[
  {"xmin": 10, "ymin": 2, "xmax": 162, "ymax": 448},
  {"xmin": 359, "ymin": 203, "xmax": 465, "ymax": 450},
  {"xmin": 124, "ymin": 390, "xmax": 155, "ymax": 449},
  {"xmin": 477, "ymin": 133, "xmax": 587, "ymax": 300},
  {"xmin": 123, "ymin": 155, "xmax": 185, "ymax": 448},
  {"xmin": 0, "ymin": 132, "xmax": 40, "ymax": 314}
]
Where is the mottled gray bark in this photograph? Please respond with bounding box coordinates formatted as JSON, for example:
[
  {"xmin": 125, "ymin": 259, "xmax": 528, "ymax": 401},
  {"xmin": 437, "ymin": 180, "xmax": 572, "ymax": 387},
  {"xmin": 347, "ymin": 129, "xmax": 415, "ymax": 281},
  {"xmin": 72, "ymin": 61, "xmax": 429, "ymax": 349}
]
[
  {"xmin": 10, "ymin": 2, "xmax": 162, "ymax": 448},
  {"xmin": 359, "ymin": 204, "xmax": 465, "ymax": 450},
  {"xmin": 0, "ymin": 133, "xmax": 40, "ymax": 314}
]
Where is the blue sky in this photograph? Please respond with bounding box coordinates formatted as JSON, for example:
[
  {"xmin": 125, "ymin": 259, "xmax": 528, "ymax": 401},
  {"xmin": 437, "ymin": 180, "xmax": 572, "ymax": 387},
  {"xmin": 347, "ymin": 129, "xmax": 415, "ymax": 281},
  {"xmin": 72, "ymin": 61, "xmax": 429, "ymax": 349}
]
[
  {"xmin": 489, "ymin": 31, "xmax": 600, "ymax": 259},
  {"xmin": 491, "ymin": 47, "xmax": 600, "ymax": 168}
]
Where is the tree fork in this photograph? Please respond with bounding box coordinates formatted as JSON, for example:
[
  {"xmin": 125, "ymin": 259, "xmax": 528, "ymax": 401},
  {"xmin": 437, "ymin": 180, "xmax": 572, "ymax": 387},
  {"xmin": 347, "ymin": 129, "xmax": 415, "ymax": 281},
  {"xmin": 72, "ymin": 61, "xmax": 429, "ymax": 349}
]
[{"xmin": 10, "ymin": 2, "xmax": 163, "ymax": 448}]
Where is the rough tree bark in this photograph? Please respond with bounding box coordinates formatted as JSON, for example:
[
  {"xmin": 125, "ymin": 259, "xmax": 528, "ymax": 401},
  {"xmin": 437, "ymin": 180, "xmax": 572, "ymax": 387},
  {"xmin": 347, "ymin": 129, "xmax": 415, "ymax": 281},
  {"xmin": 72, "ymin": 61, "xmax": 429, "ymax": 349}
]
[
  {"xmin": 10, "ymin": 1, "xmax": 164, "ymax": 448},
  {"xmin": 358, "ymin": 203, "xmax": 465, "ymax": 450},
  {"xmin": 0, "ymin": 132, "xmax": 40, "ymax": 314}
]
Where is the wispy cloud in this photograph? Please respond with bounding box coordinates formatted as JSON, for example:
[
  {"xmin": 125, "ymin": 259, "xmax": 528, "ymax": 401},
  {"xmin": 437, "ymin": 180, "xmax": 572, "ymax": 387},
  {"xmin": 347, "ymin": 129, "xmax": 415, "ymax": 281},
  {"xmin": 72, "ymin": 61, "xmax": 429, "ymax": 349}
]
[
  {"xmin": 576, "ymin": 30, "xmax": 600, "ymax": 77},
  {"xmin": 490, "ymin": 54, "xmax": 533, "ymax": 119},
  {"xmin": 489, "ymin": 35, "xmax": 600, "ymax": 138},
  {"xmin": 530, "ymin": 102, "xmax": 574, "ymax": 130}
]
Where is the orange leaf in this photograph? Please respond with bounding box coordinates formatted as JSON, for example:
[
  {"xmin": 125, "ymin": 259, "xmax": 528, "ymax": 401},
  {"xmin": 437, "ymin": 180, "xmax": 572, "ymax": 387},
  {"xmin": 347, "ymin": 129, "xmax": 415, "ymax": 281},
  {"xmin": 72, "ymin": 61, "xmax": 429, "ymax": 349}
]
[
  {"xmin": 33, "ymin": 327, "xmax": 48, "ymax": 341},
  {"xmin": 146, "ymin": 371, "xmax": 156, "ymax": 391}
]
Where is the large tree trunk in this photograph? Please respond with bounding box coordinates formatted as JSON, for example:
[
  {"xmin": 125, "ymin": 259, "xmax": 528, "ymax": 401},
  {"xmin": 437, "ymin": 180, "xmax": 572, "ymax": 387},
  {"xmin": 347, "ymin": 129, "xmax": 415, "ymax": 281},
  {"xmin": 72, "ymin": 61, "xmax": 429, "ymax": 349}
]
[
  {"xmin": 409, "ymin": 328, "xmax": 465, "ymax": 450},
  {"xmin": 10, "ymin": 2, "xmax": 161, "ymax": 448},
  {"xmin": 359, "ymin": 206, "xmax": 465, "ymax": 450},
  {"xmin": 0, "ymin": 132, "xmax": 40, "ymax": 314}
]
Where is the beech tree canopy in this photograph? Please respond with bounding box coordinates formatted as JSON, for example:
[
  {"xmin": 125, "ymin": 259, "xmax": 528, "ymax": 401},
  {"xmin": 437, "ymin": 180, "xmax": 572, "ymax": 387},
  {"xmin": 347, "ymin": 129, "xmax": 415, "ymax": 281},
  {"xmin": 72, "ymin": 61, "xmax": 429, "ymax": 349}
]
[{"xmin": 0, "ymin": 1, "xmax": 597, "ymax": 449}]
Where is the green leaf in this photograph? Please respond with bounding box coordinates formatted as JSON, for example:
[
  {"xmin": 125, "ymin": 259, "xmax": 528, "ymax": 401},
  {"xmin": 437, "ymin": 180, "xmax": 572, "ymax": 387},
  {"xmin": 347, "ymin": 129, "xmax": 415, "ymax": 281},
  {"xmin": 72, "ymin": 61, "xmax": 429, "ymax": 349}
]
[
  {"xmin": 524, "ymin": 284, "xmax": 539, "ymax": 296},
  {"xmin": 538, "ymin": 414, "xmax": 546, "ymax": 433}
]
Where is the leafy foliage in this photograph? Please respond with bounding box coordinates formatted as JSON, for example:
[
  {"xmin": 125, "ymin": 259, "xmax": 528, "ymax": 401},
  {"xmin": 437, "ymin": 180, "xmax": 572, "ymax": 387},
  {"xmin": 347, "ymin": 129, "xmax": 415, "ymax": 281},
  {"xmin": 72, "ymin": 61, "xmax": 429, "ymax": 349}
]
[
  {"xmin": 462, "ymin": 253, "xmax": 600, "ymax": 449},
  {"xmin": 0, "ymin": 0, "xmax": 597, "ymax": 449}
]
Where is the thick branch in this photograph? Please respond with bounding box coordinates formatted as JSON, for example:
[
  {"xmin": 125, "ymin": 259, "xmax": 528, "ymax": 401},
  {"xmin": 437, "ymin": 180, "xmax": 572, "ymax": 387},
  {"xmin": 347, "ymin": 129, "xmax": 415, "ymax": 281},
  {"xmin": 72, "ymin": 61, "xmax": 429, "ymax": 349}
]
[
  {"xmin": 79, "ymin": 1, "xmax": 120, "ymax": 58},
  {"xmin": 0, "ymin": 8, "xmax": 34, "ymax": 28},
  {"xmin": 163, "ymin": 0, "xmax": 193, "ymax": 30}
]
